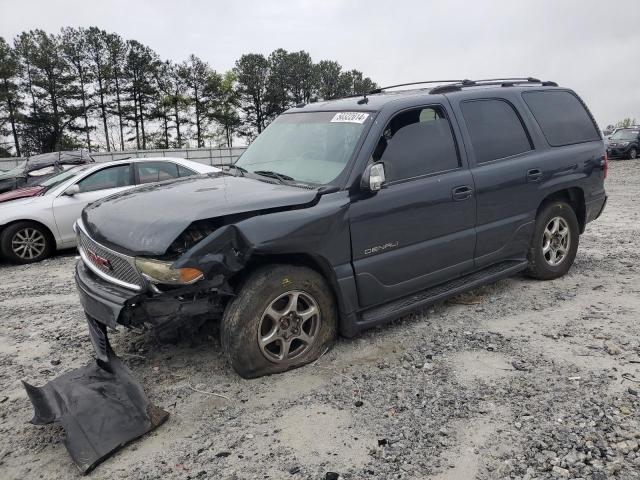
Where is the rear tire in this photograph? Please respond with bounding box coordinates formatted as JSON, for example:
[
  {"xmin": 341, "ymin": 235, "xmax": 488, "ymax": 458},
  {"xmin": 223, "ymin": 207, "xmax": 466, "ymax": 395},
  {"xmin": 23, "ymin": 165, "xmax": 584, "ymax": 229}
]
[
  {"xmin": 628, "ymin": 148, "xmax": 637, "ymax": 160},
  {"xmin": 525, "ymin": 201, "xmax": 579, "ymax": 280},
  {"xmin": 0, "ymin": 221, "xmax": 53, "ymax": 264},
  {"xmin": 220, "ymin": 264, "xmax": 337, "ymax": 378}
]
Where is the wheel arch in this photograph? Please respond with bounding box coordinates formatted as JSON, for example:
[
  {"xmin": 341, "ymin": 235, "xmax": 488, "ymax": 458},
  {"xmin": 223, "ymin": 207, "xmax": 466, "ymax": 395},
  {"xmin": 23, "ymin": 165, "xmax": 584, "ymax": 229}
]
[
  {"xmin": 228, "ymin": 252, "xmax": 345, "ymax": 317},
  {"xmin": 0, "ymin": 219, "xmax": 58, "ymax": 248},
  {"xmin": 537, "ymin": 187, "xmax": 586, "ymax": 233}
]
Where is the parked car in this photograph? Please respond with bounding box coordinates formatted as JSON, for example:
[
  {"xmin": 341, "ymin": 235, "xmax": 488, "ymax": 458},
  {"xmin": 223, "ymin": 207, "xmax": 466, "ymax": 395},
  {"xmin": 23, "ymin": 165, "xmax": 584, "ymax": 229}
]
[
  {"xmin": 0, "ymin": 150, "xmax": 94, "ymax": 194},
  {"xmin": 0, "ymin": 157, "xmax": 218, "ymax": 263},
  {"xmin": 606, "ymin": 127, "xmax": 640, "ymax": 159},
  {"xmin": 74, "ymin": 78, "xmax": 607, "ymax": 379}
]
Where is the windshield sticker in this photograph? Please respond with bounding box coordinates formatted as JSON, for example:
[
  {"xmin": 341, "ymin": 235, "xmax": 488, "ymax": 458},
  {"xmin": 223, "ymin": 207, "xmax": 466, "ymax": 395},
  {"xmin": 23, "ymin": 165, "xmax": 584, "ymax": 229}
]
[{"xmin": 331, "ymin": 112, "xmax": 370, "ymax": 124}]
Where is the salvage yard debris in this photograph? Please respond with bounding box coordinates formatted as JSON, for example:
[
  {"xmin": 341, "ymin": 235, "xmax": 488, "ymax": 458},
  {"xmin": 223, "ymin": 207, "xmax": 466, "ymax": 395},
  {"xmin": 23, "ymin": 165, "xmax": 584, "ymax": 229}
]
[{"xmin": 22, "ymin": 353, "xmax": 168, "ymax": 474}]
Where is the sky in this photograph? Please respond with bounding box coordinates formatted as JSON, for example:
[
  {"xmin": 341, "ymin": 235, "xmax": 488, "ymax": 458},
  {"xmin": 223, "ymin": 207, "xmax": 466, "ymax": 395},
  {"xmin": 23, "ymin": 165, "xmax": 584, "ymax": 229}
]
[{"xmin": 1, "ymin": 0, "xmax": 639, "ymax": 128}]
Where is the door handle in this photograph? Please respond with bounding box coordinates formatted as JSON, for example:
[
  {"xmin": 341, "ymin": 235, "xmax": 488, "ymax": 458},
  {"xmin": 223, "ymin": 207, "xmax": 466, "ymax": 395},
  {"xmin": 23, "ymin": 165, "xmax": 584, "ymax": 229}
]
[
  {"xmin": 452, "ymin": 185, "xmax": 473, "ymax": 201},
  {"xmin": 526, "ymin": 168, "xmax": 543, "ymax": 182}
]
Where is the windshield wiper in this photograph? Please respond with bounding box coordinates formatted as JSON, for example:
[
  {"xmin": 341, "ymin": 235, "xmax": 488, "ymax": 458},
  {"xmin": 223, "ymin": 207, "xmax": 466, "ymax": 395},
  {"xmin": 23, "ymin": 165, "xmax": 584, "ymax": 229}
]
[
  {"xmin": 216, "ymin": 163, "xmax": 248, "ymax": 176},
  {"xmin": 253, "ymin": 170, "xmax": 295, "ymax": 184}
]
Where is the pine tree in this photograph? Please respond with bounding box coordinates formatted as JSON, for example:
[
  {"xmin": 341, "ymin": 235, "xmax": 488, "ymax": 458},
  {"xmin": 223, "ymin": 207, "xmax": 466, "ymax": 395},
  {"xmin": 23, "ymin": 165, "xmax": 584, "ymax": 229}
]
[
  {"xmin": 125, "ymin": 40, "xmax": 158, "ymax": 149},
  {"xmin": 234, "ymin": 53, "xmax": 269, "ymax": 137},
  {"xmin": 85, "ymin": 27, "xmax": 112, "ymax": 151},
  {"xmin": 105, "ymin": 33, "xmax": 128, "ymax": 150},
  {"xmin": 265, "ymin": 48, "xmax": 290, "ymax": 118},
  {"xmin": 179, "ymin": 55, "xmax": 221, "ymax": 148},
  {"xmin": 212, "ymin": 71, "xmax": 241, "ymax": 148},
  {"xmin": 316, "ymin": 60, "xmax": 342, "ymax": 100},
  {"xmin": 16, "ymin": 30, "xmax": 82, "ymax": 153},
  {"xmin": 0, "ymin": 37, "xmax": 22, "ymax": 156},
  {"xmin": 61, "ymin": 27, "xmax": 93, "ymax": 151},
  {"xmin": 288, "ymin": 50, "xmax": 316, "ymax": 104}
]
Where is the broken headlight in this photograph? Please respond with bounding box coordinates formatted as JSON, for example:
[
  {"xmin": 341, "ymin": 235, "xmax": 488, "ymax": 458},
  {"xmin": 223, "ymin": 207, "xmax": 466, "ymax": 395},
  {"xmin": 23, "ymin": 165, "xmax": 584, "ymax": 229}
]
[{"xmin": 135, "ymin": 257, "xmax": 203, "ymax": 285}]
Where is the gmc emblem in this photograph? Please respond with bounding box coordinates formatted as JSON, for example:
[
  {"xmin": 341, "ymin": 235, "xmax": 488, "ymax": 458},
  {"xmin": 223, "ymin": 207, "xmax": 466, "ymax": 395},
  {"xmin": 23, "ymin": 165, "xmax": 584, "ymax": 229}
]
[{"xmin": 87, "ymin": 250, "xmax": 113, "ymax": 271}]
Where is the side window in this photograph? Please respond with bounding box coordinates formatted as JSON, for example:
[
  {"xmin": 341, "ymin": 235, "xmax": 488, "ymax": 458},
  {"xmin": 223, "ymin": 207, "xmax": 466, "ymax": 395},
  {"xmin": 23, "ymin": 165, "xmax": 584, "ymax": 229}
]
[
  {"xmin": 77, "ymin": 164, "xmax": 132, "ymax": 193},
  {"xmin": 461, "ymin": 99, "xmax": 532, "ymax": 164},
  {"xmin": 136, "ymin": 161, "xmax": 179, "ymax": 185},
  {"xmin": 522, "ymin": 90, "xmax": 601, "ymax": 146},
  {"xmin": 177, "ymin": 165, "xmax": 197, "ymax": 177},
  {"xmin": 373, "ymin": 106, "xmax": 460, "ymax": 182}
]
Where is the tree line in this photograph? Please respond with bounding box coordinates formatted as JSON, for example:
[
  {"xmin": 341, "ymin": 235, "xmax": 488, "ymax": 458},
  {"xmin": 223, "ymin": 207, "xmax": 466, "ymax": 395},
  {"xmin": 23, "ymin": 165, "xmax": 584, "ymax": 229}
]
[{"xmin": 0, "ymin": 28, "xmax": 377, "ymax": 157}]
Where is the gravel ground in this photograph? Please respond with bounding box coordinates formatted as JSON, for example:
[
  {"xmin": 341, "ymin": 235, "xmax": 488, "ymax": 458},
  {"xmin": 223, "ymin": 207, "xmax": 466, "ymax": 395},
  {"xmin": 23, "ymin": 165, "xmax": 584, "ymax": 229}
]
[{"xmin": 1, "ymin": 161, "xmax": 639, "ymax": 480}]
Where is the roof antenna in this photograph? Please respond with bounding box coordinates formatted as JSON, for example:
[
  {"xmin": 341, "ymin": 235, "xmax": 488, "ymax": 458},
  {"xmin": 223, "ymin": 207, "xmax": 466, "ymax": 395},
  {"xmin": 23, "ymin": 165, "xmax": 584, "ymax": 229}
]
[{"xmin": 357, "ymin": 92, "xmax": 368, "ymax": 105}]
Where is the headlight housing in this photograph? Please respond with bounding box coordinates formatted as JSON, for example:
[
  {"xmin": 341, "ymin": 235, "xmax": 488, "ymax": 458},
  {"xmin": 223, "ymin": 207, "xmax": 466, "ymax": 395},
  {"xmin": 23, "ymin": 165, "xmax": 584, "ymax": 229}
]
[{"xmin": 135, "ymin": 257, "xmax": 203, "ymax": 285}]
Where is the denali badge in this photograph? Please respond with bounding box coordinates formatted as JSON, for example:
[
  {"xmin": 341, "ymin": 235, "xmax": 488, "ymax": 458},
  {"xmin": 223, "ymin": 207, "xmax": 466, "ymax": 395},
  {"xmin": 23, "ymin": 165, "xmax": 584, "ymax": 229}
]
[
  {"xmin": 87, "ymin": 250, "xmax": 113, "ymax": 271},
  {"xmin": 364, "ymin": 241, "xmax": 399, "ymax": 255}
]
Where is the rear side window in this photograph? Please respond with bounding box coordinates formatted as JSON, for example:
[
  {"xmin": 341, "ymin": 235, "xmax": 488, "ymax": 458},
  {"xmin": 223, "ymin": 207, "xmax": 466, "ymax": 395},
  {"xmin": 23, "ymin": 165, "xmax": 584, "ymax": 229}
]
[
  {"xmin": 461, "ymin": 99, "xmax": 532, "ymax": 164},
  {"xmin": 136, "ymin": 161, "xmax": 179, "ymax": 185},
  {"xmin": 178, "ymin": 165, "xmax": 197, "ymax": 177},
  {"xmin": 522, "ymin": 90, "xmax": 600, "ymax": 146},
  {"xmin": 373, "ymin": 106, "xmax": 460, "ymax": 182}
]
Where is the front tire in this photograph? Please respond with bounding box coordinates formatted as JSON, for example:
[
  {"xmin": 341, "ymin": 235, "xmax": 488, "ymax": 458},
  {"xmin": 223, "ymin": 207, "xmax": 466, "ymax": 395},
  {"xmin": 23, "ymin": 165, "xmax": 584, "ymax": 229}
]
[
  {"xmin": 628, "ymin": 148, "xmax": 637, "ymax": 160},
  {"xmin": 221, "ymin": 265, "xmax": 337, "ymax": 378},
  {"xmin": 0, "ymin": 221, "xmax": 53, "ymax": 264},
  {"xmin": 525, "ymin": 201, "xmax": 579, "ymax": 280}
]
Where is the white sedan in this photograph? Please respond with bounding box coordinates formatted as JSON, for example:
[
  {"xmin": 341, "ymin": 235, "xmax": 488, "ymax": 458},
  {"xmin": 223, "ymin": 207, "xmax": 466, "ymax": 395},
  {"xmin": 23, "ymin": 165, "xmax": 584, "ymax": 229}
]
[{"xmin": 0, "ymin": 157, "xmax": 218, "ymax": 264}]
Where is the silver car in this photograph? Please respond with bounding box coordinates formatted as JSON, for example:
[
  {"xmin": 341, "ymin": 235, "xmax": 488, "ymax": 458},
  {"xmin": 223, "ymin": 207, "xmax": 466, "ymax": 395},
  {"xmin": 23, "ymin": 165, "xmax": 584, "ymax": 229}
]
[{"xmin": 0, "ymin": 157, "xmax": 218, "ymax": 263}]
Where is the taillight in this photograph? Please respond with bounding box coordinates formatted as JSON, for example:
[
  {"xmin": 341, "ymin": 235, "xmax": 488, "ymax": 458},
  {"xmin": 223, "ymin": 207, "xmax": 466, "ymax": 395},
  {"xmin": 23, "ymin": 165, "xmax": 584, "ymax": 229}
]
[{"xmin": 602, "ymin": 153, "xmax": 608, "ymax": 179}]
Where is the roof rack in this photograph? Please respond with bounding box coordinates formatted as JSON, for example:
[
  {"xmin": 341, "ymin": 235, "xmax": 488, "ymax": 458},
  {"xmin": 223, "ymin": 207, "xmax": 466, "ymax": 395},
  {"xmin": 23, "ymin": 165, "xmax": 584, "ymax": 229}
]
[
  {"xmin": 429, "ymin": 77, "xmax": 557, "ymax": 94},
  {"xmin": 369, "ymin": 80, "xmax": 465, "ymax": 95},
  {"xmin": 367, "ymin": 77, "xmax": 557, "ymax": 96}
]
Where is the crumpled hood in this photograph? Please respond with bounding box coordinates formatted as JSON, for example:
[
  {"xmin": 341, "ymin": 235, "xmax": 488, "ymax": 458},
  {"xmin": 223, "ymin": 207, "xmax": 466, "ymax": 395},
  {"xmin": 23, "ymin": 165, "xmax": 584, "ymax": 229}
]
[
  {"xmin": 82, "ymin": 173, "xmax": 319, "ymax": 255},
  {"xmin": 0, "ymin": 185, "xmax": 44, "ymax": 203}
]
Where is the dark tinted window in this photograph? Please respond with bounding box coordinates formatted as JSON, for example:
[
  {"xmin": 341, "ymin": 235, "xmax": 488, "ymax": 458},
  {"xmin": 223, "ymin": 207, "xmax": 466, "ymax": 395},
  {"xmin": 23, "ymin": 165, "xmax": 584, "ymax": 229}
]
[
  {"xmin": 461, "ymin": 99, "xmax": 532, "ymax": 164},
  {"xmin": 178, "ymin": 165, "xmax": 196, "ymax": 177},
  {"xmin": 523, "ymin": 90, "xmax": 600, "ymax": 146},
  {"xmin": 77, "ymin": 164, "xmax": 132, "ymax": 193},
  {"xmin": 374, "ymin": 106, "xmax": 459, "ymax": 181},
  {"xmin": 136, "ymin": 161, "xmax": 179, "ymax": 185}
]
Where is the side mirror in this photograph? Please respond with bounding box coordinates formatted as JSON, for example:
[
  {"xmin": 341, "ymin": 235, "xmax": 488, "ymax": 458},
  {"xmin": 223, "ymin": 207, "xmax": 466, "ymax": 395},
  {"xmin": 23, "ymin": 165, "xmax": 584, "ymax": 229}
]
[
  {"xmin": 361, "ymin": 162, "xmax": 386, "ymax": 193},
  {"xmin": 64, "ymin": 184, "xmax": 80, "ymax": 196}
]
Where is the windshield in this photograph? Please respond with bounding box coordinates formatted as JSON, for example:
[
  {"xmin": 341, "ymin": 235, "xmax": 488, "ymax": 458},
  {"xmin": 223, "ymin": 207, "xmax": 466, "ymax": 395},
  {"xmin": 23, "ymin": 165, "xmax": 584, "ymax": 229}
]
[
  {"xmin": 611, "ymin": 129, "xmax": 639, "ymax": 141},
  {"xmin": 235, "ymin": 111, "xmax": 371, "ymax": 185},
  {"xmin": 38, "ymin": 165, "xmax": 88, "ymax": 190}
]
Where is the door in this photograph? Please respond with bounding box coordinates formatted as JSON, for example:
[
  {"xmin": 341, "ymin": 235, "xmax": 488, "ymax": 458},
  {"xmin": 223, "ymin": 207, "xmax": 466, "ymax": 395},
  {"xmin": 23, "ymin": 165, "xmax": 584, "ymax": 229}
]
[
  {"xmin": 350, "ymin": 105, "xmax": 477, "ymax": 308},
  {"xmin": 52, "ymin": 163, "xmax": 134, "ymax": 245},
  {"xmin": 454, "ymin": 97, "xmax": 537, "ymax": 267}
]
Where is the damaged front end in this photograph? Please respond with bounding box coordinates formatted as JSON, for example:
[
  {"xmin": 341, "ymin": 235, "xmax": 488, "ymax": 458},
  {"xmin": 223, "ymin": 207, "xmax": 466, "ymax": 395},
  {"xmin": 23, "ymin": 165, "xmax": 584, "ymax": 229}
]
[
  {"xmin": 22, "ymin": 172, "xmax": 348, "ymax": 472},
  {"xmin": 22, "ymin": 221, "xmax": 238, "ymax": 473}
]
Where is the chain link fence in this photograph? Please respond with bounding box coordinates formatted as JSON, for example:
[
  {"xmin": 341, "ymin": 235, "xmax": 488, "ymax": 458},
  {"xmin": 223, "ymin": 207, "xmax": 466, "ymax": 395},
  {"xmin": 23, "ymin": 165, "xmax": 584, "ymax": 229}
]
[{"xmin": 0, "ymin": 147, "xmax": 247, "ymax": 172}]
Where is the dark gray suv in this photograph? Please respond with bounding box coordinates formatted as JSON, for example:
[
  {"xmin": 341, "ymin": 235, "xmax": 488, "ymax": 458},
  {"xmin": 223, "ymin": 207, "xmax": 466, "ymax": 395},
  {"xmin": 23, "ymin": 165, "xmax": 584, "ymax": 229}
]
[{"xmin": 74, "ymin": 77, "xmax": 607, "ymax": 378}]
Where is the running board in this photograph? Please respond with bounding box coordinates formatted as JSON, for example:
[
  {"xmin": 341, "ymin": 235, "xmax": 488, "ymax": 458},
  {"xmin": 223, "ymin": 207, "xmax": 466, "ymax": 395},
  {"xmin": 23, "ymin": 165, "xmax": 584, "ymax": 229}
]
[{"xmin": 357, "ymin": 260, "xmax": 527, "ymax": 329}]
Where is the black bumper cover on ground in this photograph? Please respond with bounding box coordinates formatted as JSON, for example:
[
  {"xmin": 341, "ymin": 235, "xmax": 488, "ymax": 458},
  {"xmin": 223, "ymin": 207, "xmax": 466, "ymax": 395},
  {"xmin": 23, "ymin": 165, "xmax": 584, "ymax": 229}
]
[{"xmin": 22, "ymin": 352, "xmax": 169, "ymax": 474}]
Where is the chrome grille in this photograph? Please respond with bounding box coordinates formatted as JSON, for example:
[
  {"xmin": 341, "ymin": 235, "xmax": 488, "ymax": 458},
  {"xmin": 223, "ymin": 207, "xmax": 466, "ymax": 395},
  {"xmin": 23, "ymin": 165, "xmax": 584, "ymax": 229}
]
[{"xmin": 76, "ymin": 222, "xmax": 145, "ymax": 290}]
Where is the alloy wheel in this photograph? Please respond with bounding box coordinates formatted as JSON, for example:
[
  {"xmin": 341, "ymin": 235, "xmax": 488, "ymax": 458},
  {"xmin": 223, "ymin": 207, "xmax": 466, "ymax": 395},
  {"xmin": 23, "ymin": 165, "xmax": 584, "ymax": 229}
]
[
  {"xmin": 257, "ymin": 290, "xmax": 321, "ymax": 364},
  {"xmin": 542, "ymin": 216, "xmax": 570, "ymax": 266},
  {"xmin": 11, "ymin": 228, "xmax": 46, "ymax": 260}
]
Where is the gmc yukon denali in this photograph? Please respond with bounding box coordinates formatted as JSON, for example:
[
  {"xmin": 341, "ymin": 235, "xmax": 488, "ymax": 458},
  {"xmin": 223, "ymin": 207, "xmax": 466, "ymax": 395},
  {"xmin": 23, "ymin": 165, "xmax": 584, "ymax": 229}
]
[{"xmin": 75, "ymin": 78, "xmax": 607, "ymax": 378}]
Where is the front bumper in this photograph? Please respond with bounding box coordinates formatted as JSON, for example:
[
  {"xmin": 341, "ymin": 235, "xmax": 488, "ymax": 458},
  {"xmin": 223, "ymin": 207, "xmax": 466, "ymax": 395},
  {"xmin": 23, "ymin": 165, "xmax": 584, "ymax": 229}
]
[
  {"xmin": 607, "ymin": 146, "xmax": 631, "ymax": 158},
  {"xmin": 76, "ymin": 260, "xmax": 139, "ymax": 330},
  {"xmin": 76, "ymin": 259, "xmax": 227, "ymax": 360}
]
